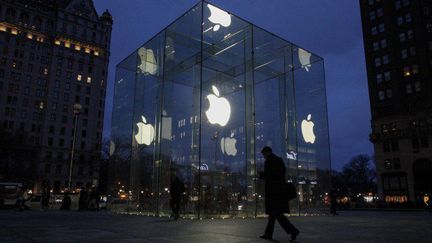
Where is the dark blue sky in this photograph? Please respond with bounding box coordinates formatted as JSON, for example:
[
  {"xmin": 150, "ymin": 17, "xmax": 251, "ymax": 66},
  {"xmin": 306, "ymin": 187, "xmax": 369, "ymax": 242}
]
[{"xmin": 94, "ymin": 0, "xmax": 373, "ymax": 171}]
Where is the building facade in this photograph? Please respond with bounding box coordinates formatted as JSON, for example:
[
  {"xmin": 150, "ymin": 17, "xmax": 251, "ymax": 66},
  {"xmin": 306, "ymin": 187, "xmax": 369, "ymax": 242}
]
[
  {"xmin": 0, "ymin": 0, "xmax": 112, "ymax": 192},
  {"xmin": 360, "ymin": 0, "xmax": 432, "ymax": 206},
  {"xmin": 110, "ymin": 1, "xmax": 331, "ymax": 218}
]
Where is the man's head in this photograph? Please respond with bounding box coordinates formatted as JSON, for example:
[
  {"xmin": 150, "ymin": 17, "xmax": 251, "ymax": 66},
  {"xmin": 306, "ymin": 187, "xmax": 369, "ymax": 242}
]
[{"xmin": 261, "ymin": 146, "xmax": 272, "ymax": 160}]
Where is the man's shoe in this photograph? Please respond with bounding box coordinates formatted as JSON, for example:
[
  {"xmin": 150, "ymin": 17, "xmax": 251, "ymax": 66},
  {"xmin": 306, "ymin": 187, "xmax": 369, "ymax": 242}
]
[
  {"xmin": 259, "ymin": 235, "xmax": 273, "ymax": 240},
  {"xmin": 290, "ymin": 229, "xmax": 299, "ymax": 241}
]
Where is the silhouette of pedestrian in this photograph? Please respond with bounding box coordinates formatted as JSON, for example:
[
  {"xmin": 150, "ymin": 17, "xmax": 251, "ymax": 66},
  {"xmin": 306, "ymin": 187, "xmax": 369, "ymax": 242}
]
[
  {"xmin": 78, "ymin": 187, "xmax": 88, "ymax": 211},
  {"xmin": 170, "ymin": 175, "xmax": 185, "ymax": 220},
  {"xmin": 88, "ymin": 186, "xmax": 100, "ymax": 211},
  {"xmin": 330, "ymin": 188, "xmax": 338, "ymax": 216},
  {"xmin": 60, "ymin": 192, "xmax": 71, "ymax": 210},
  {"xmin": 259, "ymin": 146, "xmax": 299, "ymax": 241},
  {"xmin": 41, "ymin": 181, "xmax": 50, "ymax": 211}
]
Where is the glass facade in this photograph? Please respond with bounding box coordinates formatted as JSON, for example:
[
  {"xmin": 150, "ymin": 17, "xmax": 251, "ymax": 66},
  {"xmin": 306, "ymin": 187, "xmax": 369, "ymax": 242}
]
[{"xmin": 110, "ymin": 1, "xmax": 331, "ymax": 218}]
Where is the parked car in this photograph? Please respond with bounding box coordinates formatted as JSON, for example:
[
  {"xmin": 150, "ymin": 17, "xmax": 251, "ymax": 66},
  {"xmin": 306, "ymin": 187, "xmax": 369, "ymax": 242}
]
[{"xmin": 0, "ymin": 182, "xmax": 22, "ymax": 208}]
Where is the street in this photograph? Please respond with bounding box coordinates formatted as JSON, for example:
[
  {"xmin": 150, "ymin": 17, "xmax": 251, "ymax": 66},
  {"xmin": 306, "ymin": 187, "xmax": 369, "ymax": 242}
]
[{"xmin": 1, "ymin": 210, "xmax": 431, "ymax": 242}]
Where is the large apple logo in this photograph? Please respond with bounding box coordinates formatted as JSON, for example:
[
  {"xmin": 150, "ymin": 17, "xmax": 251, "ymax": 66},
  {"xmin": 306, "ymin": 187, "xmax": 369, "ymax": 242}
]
[
  {"xmin": 298, "ymin": 48, "xmax": 312, "ymax": 72},
  {"xmin": 221, "ymin": 133, "xmax": 237, "ymax": 156},
  {"xmin": 207, "ymin": 4, "xmax": 231, "ymax": 32},
  {"xmin": 135, "ymin": 116, "xmax": 155, "ymax": 145},
  {"xmin": 301, "ymin": 114, "xmax": 316, "ymax": 144},
  {"xmin": 138, "ymin": 47, "xmax": 157, "ymax": 75},
  {"xmin": 205, "ymin": 85, "xmax": 231, "ymax": 126}
]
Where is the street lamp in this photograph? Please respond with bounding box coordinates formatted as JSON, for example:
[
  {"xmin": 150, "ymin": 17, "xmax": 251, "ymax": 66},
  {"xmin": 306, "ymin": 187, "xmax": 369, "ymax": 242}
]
[{"xmin": 68, "ymin": 103, "xmax": 82, "ymax": 190}]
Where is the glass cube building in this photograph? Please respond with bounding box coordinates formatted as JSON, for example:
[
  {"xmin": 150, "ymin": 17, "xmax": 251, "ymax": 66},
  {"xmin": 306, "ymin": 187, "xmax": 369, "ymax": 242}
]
[{"xmin": 110, "ymin": 1, "xmax": 331, "ymax": 218}]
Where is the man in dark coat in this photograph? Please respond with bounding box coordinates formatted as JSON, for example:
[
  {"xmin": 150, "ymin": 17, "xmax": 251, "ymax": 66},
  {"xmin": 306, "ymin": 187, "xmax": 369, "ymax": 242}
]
[
  {"xmin": 170, "ymin": 176, "xmax": 185, "ymax": 220},
  {"xmin": 259, "ymin": 146, "xmax": 299, "ymax": 241}
]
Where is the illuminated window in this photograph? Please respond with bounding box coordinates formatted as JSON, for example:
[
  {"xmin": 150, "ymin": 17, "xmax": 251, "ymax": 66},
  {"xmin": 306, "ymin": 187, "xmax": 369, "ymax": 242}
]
[
  {"xmin": 65, "ymin": 42, "xmax": 71, "ymax": 48},
  {"xmin": 77, "ymin": 74, "xmax": 82, "ymax": 81},
  {"xmin": 55, "ymin": 40, "xmax": 61, "ymax": 45},
  {"xmin": 43, "ymin": 68, "xmax": 48, "ymax": 75},
  {"xmin": 94, "ymin": 51, "xmax": 99, "ymax": 56},
  {"xmin": 86, "ymin": 77, "xmax": 91, "ymax": 84},
  {"xmin": 75, "ymin": 45, "xmax": 81, "ymax": 51},
  {"xmin": 27, "ymin": 33, "xmax": 33, "ymax": 39},
  {"xmin": 403, "ymin": 66, "xmax": 411, "ymax": 76},
  {"xmin": 0, "ymin": 25, "xmax": 6, "ymax": 32},
  {"xmin": 11, "ymin": 29, "xmax": 18, "ymax": 35},
  {"xmin": 85, "ymin": 48, "xmax": 91, "ymax": 53}
]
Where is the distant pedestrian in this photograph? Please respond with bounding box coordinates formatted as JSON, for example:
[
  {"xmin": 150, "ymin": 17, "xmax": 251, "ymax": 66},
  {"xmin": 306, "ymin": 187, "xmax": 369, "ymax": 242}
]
[
  {"xmin": 259, "ymin": 146, "xmax": 299, "ymax": 242},
  {"xmin": 78, "ymin": 187, "xmax": 88, "ymax": 211},
  {"xmin": 41, "ymin": 181, "xmax": 50, "ymax": 211},
  {"xmin": 60, "ymin": 192, "xmax": 71, "ymax": 210},
  {"xmin": 170, "ymin": 176, "xmax": 185, "ymax": 220},
  {"xmin": 330, "ymin": 188, "xmax": 338, "ymax": 216},
  {"xmin": 15, "ymin": 187, "xmax": 24, "ymax": 211},
  {"xmin": 88, "ymin": 186, "xmax": 100, "ymax": 211}
]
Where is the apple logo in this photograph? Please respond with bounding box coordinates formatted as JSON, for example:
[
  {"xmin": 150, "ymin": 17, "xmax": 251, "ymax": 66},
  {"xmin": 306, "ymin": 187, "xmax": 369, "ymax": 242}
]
[
  {"xmin": 298, "ymin": 48, "xmax": 312, "ymax": 72},
  {"xmin": 205, "ymin": 85, "xmax": 231, "ymax": 126},
  {"xmin": 135, "ymin": 116, "xmax": 155, "ymax": 145},
  {"xmin": 221, "ymin": 133, "xmax": 237, "ymax": 156},
  {"xmin": 207, "ymin": 4, "xmax": 232, "ymax": 32},
  {"xmin": 301, "ymin": 114, "xmax": 316, "ymax": 144},
  {"xmin": 138, "ymin": 47, "xmax": 157, "ymax": 75}
]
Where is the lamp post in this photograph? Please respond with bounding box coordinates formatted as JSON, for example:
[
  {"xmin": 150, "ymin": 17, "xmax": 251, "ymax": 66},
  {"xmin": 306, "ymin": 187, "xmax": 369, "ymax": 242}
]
[{"xmin": 68, "ymin": 103, "xmax": 82, "ymax": 190}]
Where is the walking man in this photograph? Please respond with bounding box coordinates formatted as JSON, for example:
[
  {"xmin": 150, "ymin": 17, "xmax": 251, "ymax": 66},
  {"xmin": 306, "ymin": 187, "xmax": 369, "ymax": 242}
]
[
  {"xmin": 170, "ymin": 175, "xmax": 185, "ymax": 220},
  {"xmin": 259, "ymin": 146, "xmax": 299, "ymax": 241}
]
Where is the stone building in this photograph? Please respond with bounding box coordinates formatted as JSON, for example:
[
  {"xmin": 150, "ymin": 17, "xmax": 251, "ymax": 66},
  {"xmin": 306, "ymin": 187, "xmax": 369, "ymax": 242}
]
[{"xmin": 0, "ymin": 0, "xmax": 112, "ymax": 192}]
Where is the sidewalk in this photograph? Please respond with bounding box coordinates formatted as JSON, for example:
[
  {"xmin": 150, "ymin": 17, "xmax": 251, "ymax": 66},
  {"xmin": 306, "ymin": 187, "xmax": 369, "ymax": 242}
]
[{"xmin": 1, "ymin": 210, "xmax": 431, "ymax": 242}]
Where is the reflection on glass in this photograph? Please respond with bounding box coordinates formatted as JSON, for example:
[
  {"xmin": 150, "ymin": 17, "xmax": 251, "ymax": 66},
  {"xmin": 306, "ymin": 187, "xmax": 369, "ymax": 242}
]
[
  {"xmin": 298, "ymin": 48, "xmax": 312, "ymax": 72},
  {"xmin": 207, "ymin": 4, "xmax": 232, "ymax": 31},
  {"xmin": 134, "ymin": 116, "xmax": 155, "ymax": 145},
  {"xmin": 300, "ymin": 114, "xmax": 316, "ymax": 144},
  {"xmin": 138, "ymin": 47, "xmax": 157, "ymax": 75}
]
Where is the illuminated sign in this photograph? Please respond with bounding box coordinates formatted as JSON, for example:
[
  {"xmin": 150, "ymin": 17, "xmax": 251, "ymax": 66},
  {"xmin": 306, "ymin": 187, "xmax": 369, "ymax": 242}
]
[{"xmin": 205, "ymin": 86, "xmax": 231, "ymax": 126}]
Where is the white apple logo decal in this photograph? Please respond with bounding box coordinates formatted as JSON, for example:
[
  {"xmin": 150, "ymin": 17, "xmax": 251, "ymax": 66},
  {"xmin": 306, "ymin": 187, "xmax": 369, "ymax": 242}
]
[
  {"xmin": 138, "ymin": 47, "xmax": 157, "ymax": 75},
  {"xmin": 301, "ymin": 114, "xmax": 316, "ymax": 144},
  {"xmin": 135, "ymin": 116, "xmax": 155, "ymax": 145},
  {"xmin": 207, "ymin": 4, "xmax": 231, "ymax": 32},
  {"xmin": 205, "ymin": 85, "xmax": 231, "ymax": 126},
  {"xmin": 298, "ymin": 48, "xmax": 312, "ymax": 72},
  {"xmin": 221, "ymin": 133, "xmax": 237, "ymax": 156}
]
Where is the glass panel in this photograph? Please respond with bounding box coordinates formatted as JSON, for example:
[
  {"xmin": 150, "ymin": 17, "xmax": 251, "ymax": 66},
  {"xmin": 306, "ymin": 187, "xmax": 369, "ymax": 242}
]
[
  {"xmin": 109, "ymin": 52, "xmax": 137, "ymax": 211},
  {"xmin": 159, "ymin": 2, "xmax": 202, "ymax": 218},
  {"xmin": 293, "ymin": 47, "xmax": 331, "ymax": 214},
  {"xmin": 200, "ymin": 3, "xmax": 252, "ymax": 218},
  {"xmin": 253, "ymin": 26, "xmax": 294, "ymax": 215},
  {"xmin": 130, "ymin": 32, "xmax": 165, "ymax": 215}
]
